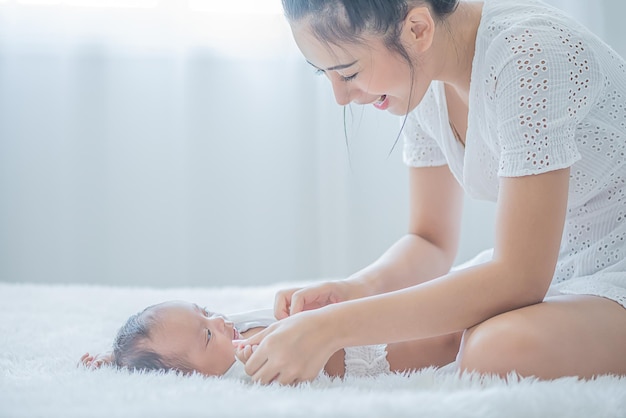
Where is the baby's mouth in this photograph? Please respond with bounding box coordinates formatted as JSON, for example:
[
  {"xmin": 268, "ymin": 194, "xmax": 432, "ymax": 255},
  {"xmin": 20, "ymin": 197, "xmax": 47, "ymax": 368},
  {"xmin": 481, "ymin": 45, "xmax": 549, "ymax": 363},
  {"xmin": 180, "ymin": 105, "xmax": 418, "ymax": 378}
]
[{"xmin": 375, "ymin": 95, "xmax": 387, "ymax": 105}]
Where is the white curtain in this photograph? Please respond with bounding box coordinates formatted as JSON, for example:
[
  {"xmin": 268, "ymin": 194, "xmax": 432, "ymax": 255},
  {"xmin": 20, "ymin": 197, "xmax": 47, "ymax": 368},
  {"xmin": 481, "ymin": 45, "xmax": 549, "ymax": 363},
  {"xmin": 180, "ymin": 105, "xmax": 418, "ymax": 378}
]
[{"xmin": 0, "ymin": 0, "xmax": 622, "ymax": 287}]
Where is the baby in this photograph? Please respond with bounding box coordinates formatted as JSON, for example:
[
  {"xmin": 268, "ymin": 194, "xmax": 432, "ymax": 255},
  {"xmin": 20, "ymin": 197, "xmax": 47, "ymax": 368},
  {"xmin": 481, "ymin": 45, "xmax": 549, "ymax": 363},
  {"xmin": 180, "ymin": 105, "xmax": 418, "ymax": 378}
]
[{"xmin": 80, "ymin": 300, "xmax": 460, "ymax": 379}]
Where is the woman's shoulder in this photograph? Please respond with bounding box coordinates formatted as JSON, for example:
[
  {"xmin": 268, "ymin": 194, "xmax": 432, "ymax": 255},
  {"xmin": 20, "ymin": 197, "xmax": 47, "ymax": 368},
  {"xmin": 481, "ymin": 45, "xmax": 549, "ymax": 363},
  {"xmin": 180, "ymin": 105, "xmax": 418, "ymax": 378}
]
[
  {"xmin": 482, "ymin": 0, "xmax": 579, "ymax": 30},
  {"xmin": 479, "ymin": 0, "xmax": 604, "ymax": 53},
  {"xmin": 475, "ymin": 0, "xmax": 611, "ymax": 91}
]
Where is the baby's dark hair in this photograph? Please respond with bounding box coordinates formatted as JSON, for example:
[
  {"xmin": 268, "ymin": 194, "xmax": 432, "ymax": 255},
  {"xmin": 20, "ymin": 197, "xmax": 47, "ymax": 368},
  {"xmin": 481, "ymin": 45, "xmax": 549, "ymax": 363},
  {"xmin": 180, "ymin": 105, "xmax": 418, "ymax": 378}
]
[{"xmin": 112, "ymin": 305, "xmax": 194, "ymax": 375}]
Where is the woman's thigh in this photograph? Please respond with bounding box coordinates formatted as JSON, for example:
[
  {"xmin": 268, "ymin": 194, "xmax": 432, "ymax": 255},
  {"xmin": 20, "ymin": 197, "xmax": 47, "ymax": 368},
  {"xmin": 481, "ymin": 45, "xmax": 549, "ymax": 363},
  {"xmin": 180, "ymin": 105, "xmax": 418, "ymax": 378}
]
[{"xmin": 458, "ymin": 295, "xmax": 626, "ymax": 379}]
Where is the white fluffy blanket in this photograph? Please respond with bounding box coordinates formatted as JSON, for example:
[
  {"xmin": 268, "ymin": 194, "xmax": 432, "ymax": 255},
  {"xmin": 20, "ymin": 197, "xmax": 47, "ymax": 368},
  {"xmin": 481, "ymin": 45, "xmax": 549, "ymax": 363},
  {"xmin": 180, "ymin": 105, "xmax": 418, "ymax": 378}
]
[{"xmin": 2, "ymin": 282, "xmax": 625, "ymax": 418}]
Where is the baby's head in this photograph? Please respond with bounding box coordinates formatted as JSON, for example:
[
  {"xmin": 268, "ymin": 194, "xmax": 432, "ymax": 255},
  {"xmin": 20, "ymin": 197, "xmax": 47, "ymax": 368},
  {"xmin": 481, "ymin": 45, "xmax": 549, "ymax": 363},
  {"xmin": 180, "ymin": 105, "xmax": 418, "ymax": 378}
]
[{"xmin": 113, "ymin": 301, "xmax": 240, "ymax": 376}]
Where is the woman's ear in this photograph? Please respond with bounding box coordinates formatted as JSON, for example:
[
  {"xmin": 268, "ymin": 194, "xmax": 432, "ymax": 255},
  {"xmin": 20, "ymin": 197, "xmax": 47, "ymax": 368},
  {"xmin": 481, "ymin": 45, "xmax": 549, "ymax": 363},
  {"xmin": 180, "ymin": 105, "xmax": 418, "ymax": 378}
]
[{"xmin": 402, "ymin": 6, "xmax": 436, "ymax": 53}]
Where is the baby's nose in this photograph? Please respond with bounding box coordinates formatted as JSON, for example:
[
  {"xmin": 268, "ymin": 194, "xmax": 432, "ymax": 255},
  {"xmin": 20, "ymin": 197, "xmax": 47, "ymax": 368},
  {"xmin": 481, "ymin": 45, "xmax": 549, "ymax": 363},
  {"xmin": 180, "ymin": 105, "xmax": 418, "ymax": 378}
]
[{"xmin": 210, "ymin": 315, "xmax": 226, "ymax": 331}]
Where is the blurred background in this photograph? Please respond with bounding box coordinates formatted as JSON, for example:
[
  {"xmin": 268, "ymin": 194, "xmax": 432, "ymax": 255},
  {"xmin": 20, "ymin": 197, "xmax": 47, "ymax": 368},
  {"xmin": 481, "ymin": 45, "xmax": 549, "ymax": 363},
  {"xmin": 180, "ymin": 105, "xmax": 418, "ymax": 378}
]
[{"xmin": 1, "ymin": 0, "xmax": 623, "ymax": 287}]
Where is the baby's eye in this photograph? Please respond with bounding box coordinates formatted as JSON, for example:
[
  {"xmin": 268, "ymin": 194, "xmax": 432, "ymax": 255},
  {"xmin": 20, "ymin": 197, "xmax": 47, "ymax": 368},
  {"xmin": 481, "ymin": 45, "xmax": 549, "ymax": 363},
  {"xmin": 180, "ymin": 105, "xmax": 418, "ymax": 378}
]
[{"xmin": 207, "ymin": 329, "xmax": 212, "ymax": 340}]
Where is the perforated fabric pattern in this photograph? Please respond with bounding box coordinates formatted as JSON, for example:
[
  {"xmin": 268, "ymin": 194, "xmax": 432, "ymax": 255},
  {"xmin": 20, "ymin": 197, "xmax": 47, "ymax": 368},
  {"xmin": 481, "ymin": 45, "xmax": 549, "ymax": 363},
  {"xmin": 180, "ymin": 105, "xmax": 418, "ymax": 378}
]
[{"xmin": 403, "ymin": 0, "xmax": 626, "ymax": 305}]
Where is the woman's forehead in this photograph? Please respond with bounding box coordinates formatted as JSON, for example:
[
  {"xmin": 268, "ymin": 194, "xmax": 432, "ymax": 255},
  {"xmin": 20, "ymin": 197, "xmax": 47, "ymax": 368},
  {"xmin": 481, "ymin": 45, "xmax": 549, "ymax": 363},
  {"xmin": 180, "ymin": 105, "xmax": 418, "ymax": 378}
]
[{"xmin": 292, "ymin": 22, "xmax": 387, "ymax": 68}]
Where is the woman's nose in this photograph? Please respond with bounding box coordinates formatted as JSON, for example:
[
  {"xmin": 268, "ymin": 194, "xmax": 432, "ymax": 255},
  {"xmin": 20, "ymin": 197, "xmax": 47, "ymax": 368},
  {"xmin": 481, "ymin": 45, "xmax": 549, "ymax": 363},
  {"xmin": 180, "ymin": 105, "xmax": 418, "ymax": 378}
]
[{"xmin": 330, "ymin": 77, "xmax": 353, "ymax": 106}]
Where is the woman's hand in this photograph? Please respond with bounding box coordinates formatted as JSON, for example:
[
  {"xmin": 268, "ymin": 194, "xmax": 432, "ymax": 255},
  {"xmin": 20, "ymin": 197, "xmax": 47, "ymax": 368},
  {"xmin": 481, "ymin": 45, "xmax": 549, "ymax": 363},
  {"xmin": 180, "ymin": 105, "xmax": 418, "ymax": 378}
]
[
  {"xmin": 274, "ymin": 279, "xmax": 368, "ymax": 320},
  {"xmin": 78, "ymin": 351, "xmax": 114, "ymax": 369},
  {"xmin": 234, "ymin": 309, "xmax": 337, "ymax": 385}
]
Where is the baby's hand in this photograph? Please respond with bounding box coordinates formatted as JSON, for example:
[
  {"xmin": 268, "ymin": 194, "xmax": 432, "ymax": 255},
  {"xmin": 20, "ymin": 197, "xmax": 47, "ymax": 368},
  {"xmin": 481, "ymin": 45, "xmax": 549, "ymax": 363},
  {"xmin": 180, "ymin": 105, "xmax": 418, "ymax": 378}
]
[
  {"xmin": 233, "ymin": 342, "xmax": 257, "ymax": 364},
  {"xmin": 79, "ymin": 352, "xmax": 113, "ymax": 369}
]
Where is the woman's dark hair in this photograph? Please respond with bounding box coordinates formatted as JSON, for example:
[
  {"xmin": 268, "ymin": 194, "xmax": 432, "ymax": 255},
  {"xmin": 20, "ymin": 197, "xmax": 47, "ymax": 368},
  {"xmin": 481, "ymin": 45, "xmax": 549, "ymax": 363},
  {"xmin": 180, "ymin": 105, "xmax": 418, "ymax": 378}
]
[
  {"xmin": 281, "ymin": 0, "xmax": 459, "ymax": 153},
  {"xmin": 282, "ymin": 0, "xmax": 458, "ymax": 67},
  {"xmin": 112, "ymin": 306, "xmax": 194, "ymax": 375}
]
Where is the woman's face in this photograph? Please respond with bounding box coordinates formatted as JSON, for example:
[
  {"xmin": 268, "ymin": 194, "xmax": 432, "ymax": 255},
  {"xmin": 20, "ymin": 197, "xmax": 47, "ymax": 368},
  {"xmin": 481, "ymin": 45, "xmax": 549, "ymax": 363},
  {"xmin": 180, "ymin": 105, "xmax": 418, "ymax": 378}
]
[
  {"xmin": 290, "ymin": 21, "xmax": 432, "ymax": 116},
  {"xmin": 146, "ymin": 301, "xmax": 241, "ymax": 376}
]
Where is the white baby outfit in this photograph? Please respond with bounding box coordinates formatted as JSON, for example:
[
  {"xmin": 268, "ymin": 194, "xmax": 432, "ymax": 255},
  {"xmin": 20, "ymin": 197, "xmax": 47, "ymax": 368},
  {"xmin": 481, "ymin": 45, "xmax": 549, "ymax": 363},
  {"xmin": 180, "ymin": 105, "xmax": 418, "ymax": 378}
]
[
  {"xmin": 222, "ymin": 309, "xmax": 390, "ymax": 380},
  {"xmin": 403, "ymin": 0, "xmax": 626, "ymax": 308}
]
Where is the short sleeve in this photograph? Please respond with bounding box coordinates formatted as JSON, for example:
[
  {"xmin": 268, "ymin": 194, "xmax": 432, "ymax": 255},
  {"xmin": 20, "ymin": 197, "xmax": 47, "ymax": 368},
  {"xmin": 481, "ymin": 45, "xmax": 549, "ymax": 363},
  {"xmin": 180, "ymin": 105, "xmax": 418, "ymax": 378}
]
[
  {"xmin": 490, "ymin": 22, "xmax": 603, "ymax": 177},
  {"xmin": 402, "ymin": 90, "xmax": 447, "ymax": 168}
]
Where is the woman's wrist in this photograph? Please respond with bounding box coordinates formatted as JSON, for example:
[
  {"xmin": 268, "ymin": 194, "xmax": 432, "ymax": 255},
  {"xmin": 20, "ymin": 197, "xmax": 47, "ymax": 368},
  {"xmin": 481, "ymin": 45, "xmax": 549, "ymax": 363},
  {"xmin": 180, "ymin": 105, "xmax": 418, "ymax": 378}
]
[
  {"xmin": 346, "ymin": 267, "xmax": 388, "ymax": 298},
  {"xmin": 344, "ymin": 275, "xmax": 375, "ymax": 299},
  {"xmin": 314, "ymin": 304, "xmax": 351, "ymax": 354}
]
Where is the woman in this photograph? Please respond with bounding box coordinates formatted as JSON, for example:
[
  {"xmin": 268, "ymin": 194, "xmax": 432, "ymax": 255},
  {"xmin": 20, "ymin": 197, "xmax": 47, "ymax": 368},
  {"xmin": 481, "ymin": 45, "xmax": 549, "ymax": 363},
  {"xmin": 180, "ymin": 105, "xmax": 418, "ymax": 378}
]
[{"xmin": 235, "ymin": 0, "xmax": 626, "ymax": 384}]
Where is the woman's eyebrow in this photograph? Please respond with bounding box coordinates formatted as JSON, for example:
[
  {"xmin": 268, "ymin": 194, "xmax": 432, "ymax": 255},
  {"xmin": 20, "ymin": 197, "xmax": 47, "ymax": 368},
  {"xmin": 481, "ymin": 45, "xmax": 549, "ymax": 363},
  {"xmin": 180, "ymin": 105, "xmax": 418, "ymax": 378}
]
[{"xmin": 307, "ymin": 60, "xmax": 358, "ymax": 71}]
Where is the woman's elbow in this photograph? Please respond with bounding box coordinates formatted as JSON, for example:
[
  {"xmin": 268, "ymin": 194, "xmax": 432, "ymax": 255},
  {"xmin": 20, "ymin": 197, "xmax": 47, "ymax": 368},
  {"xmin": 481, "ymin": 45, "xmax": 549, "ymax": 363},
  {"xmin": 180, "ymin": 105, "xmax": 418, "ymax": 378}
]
[{"xmin": 494, "ymin": 260, "xmax": 556, "ymax": 306}]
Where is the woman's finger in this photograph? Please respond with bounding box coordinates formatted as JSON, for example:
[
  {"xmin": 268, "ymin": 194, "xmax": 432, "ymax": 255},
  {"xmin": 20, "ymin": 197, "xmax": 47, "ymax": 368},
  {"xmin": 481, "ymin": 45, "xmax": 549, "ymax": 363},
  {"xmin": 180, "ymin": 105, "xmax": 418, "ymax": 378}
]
[
  {"xmin": 288, "ymin": 288, "xmax": 309, "ymax": 315},
  {"xmin": 274, "ymin": 288, "xmax": 298, "ymax": 320},
  {"xmin": 233, "ymin": 323, "xmax": 272, "ymax": 348},
  {"xmin": 248, "ymin": 350, "xmax": 280, "ymax": 385}
]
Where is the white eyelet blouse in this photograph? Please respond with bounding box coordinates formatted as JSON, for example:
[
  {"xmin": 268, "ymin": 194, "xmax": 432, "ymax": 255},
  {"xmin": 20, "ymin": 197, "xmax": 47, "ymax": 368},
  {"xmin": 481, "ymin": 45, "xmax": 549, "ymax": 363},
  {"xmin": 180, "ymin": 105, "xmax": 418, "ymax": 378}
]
[{"xmin": 403, "ymin": 0, "xmax": 626, "ymax": 308}]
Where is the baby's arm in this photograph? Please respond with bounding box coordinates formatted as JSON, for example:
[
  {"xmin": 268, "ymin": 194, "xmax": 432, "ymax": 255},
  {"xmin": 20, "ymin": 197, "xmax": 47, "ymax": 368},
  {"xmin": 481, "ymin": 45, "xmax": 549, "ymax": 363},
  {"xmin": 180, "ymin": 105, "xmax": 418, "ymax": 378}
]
[{"xmin": 79, "ymin": 351, "xmax": 114, "ymax": 369}]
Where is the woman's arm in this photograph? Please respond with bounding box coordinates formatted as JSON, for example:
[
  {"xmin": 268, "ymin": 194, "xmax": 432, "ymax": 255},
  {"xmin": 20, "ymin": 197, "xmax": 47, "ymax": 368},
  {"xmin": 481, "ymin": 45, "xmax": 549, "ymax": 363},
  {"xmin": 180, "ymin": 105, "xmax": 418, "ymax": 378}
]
[
  {"xmin": 352, "ymin": 164, "xmax": 465, "ymax": 296},
  {"xmin": 242, "ymin": 168, "xmax": 570, "ymax": 384},
  {"xmin": 274, "ymin": 165, "xmax": 465, "ymax": 319},
  {"xmin": 331, "ymin": 167, "xmax": 570, "ymax": 347}
]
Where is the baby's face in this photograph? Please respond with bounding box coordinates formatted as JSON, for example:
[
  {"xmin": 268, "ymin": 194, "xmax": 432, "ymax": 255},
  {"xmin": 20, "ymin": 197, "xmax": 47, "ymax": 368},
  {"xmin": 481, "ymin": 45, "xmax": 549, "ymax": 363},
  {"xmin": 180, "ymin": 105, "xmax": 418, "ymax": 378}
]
[{"xmin": 147, "ymin": 301, "xmax": 241, "ymax": 376}]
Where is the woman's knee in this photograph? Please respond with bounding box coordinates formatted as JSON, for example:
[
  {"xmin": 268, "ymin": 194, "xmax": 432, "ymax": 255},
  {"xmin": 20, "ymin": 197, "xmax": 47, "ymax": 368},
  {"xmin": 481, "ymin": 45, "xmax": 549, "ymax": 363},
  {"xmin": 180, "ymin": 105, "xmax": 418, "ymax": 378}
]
[{"xmin": 458, "ymin": 314, "xmax": 539, "ymax": 377}]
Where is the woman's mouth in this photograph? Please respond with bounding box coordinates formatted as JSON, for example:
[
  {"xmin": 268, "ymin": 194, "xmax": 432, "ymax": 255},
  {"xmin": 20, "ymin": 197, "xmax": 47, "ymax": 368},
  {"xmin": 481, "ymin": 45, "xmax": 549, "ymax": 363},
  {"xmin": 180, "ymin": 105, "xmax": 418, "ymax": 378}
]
[{"xmin": 373, "ymin": 95, "xmax": 389, "ymax": 110}]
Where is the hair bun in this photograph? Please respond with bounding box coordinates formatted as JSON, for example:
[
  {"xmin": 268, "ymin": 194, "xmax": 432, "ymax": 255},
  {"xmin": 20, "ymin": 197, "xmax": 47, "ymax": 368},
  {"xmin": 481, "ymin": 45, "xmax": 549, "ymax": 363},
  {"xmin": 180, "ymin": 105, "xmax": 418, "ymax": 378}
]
[{"xmin": 429, "ymin": 0, "xmax": 459, "ymax": 16}]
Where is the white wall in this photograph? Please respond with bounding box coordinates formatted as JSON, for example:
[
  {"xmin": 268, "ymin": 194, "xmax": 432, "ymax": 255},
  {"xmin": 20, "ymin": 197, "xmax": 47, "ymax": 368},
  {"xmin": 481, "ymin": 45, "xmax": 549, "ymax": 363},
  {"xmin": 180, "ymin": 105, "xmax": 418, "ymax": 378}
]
[
  {"xmin": 601, "ymin": 0, "xmax": 626, "ymax": 59},
  {"xmin": 0, "ymin": 5, "xmax": 323, "ymax": 286},
  {"xmin": 0, "ymin": 0, "xmax": 623, "ymax": 287}
]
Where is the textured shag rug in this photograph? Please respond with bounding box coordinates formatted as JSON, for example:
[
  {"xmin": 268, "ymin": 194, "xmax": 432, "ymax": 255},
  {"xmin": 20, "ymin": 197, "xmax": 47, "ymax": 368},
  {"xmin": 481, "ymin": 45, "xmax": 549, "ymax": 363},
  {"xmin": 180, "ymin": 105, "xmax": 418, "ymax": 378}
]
[{"xmin": 1, "ymin": 282, "xmax": 625, "ymax": 418}]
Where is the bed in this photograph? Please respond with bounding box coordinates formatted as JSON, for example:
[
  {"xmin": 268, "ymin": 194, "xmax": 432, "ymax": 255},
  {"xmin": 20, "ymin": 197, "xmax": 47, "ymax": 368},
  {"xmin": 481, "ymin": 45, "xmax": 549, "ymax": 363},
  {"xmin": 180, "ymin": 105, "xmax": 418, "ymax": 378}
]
[{"xmin": 1, "ymin": 281, "xmax": 625, "ymax": 418}]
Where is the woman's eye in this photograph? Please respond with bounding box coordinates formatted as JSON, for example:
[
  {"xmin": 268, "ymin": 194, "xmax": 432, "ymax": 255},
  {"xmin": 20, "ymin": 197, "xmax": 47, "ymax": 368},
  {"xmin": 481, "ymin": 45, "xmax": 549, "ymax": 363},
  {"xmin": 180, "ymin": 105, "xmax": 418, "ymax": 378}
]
[{"xmin": 341, "ymin": 73, "xmax": 358, "ymax": 82}]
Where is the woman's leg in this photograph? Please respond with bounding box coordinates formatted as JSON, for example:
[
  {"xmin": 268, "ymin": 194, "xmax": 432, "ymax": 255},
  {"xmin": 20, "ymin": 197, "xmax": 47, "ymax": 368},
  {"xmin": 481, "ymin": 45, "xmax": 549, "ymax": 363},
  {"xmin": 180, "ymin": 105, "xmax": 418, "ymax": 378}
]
[
  {"xmin": 458, "ymin": 295, "xmax": 626, "ymax": 379},
  {"xmin": 324, "ymin": 332, "xmax": 463, "ymax": 377},
  {"xmin": 385, "ymin": 331, "xmax": 463, "ymax": 373}
]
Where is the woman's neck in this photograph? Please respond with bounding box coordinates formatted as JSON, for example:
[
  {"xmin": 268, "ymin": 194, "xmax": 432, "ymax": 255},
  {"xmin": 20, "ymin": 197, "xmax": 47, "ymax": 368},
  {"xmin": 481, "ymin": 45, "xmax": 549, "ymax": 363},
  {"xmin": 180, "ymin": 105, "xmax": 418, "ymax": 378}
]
[{"xmin": 432, "ymin": 1, "xmax": 484, "ymax": 100}]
